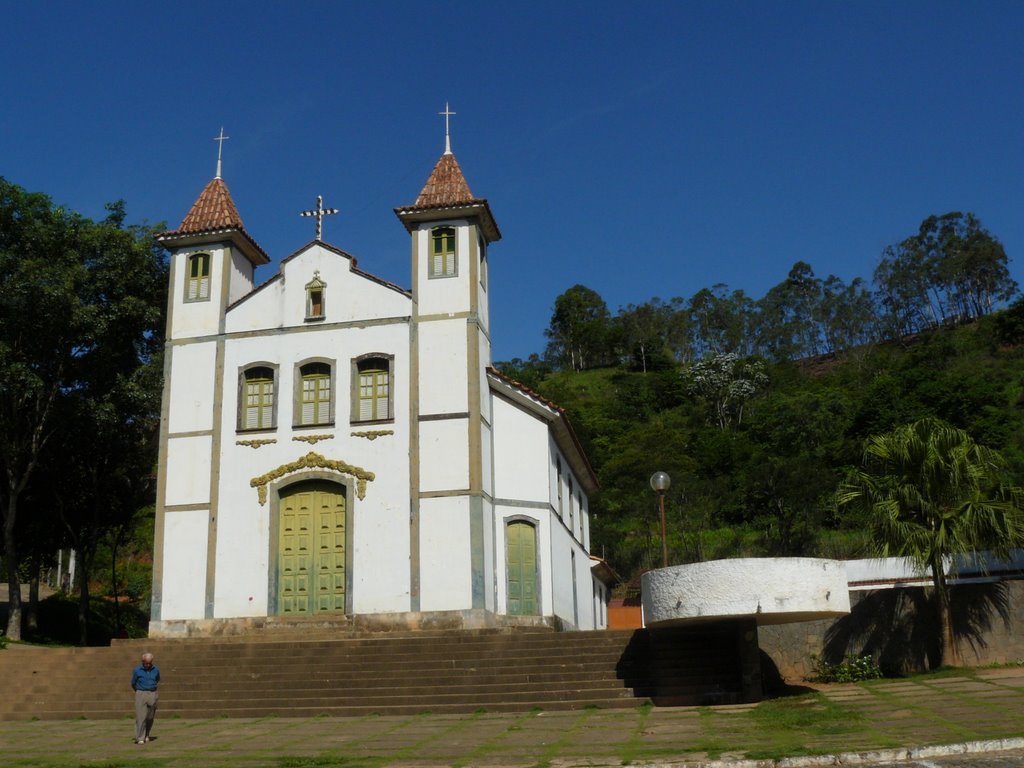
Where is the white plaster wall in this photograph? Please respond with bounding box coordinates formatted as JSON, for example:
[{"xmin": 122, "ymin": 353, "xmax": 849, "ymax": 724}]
[
  {"xmin": 549, "ymin": 520, "xmax": 578, "ymax": 625},
  {"xmin": 350, "ymin": 453, "xmax": 413, "ymax": 613},
  {"xmin": 228, "ymin": 248, "xmax": 255, "ymax": 305},
  {"xmin": 481, "ymin": 497, "xmax": 495, "ymax": 611},
  {"xmin": 415, "ymin": 223, "xmax": 472, "ymax": 317},
  {"xmin": 493, "ymin": 506, "xmax": 548, "ymax": 616},
  {"xmin": 213, "ymin": 495, "xmax": 269, "ymax": 617},
  {"xmin": 226, "ymin": 243, "xmax": 410, "ymax": 333},
  {"xmin": 491, "ymin": 398, "xmax": 549, "ymax": 502},
  {"xmin": 160, "ymin": 509, "xmax": 209, "ymax": 619},
  {"xmin": 170, "ymin": 245, "xmax": 227, "ymax": 339},
  {"xmin": 478, "ymin": 332, "xmax": 491, "ymax": 421},
  {"xmin": 165, "ymin": 435, "xmax": 213, "ymax": 506},
  {"xmin": 167, "ymin": 343, "xmax": 217, "ymax": 434},
  {"xmin": 419, "ymin": 419, "xmax": 470, "ymax": 492},
  {"xmin": 642, "ymin": 558, "xmax": 851, "ymax": 627},
  {"xmin": 417, "ymin": 319, "xmax": 469, "ymax": 415},
  {"xmin": 210, "ymin": 318, "xmax": 411, "ymax": 618},
  {"xmin": 232, "ymin": 278, "xmax": 285, "ymax": 330},
  {"xmin": 480, "ymin": 421, "xmax": 493, "ymax": 498},
  {"xmin": 591, "ymin": 578, "xmax": 606, "ymax": 629},
  {"xmin": 419, "ymin": 496, "xmax": 472, "ymax": 611},
  {"xmin": 475, "ymin": 242, "xmax": 490, "ymax": 336}
]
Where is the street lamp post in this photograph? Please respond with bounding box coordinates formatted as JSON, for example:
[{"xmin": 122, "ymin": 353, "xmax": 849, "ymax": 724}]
[{"xmin": 649, "ymin": 471, "xmax": 671, "ymax": 568}]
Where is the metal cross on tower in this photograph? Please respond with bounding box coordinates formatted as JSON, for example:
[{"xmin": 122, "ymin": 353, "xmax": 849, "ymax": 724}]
[
  {"xmin": 214, "ymin": 127, "xmax": 229, "ymax": 179},
  {"xmin": 439, "ymin": 102, "xmax": 456, "ymax": 155},
  {"xmin": 299, "ymin": 195, "xmax": 339, "ymax": 241}
]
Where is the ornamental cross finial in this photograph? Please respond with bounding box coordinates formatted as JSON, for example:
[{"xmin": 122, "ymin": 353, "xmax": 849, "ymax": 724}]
[
  {"xmin": 299, "ymin": 195, "xmax": 339, "ymax": 241},
  {"xmin": 439, "ymin": 102, "xmax": 456, "ymax": 155},
  {"xmin": 214, "ymin": 127, "xmax": 230, "ymax": 179}
]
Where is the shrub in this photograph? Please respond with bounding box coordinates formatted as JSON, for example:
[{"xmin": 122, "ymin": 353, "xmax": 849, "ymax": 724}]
[{"xmin": 809, "ymin": 653, "xmax": 882, "ymax": 683}]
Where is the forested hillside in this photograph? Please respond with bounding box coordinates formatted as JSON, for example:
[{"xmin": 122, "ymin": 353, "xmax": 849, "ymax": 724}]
[{"xmin": 496, "ymin": 213, "xmax": 1024, "ymax": 583}]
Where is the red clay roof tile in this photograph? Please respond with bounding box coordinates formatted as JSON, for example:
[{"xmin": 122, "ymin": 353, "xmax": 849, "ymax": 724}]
[
  {"xmin": 177, "ymin": 177, "xmax": 245, "ymax": 233},
  {"xmin": 413, "ymin": 153, "xmax": 475, "ymax": 207}
]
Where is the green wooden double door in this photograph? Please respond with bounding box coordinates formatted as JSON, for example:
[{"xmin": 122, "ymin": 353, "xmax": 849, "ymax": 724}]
[{"xmin": 278, "ymin": 481, "xmax": 347, "ymax": 615}]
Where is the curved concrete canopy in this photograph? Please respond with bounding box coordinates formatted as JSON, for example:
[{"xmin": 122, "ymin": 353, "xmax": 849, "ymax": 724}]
[{"xmin": 642, "ymin": 557, "xmax": 851, "ymax": 627}]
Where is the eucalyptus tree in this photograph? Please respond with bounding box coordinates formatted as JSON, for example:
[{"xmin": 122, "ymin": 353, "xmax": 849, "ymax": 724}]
[
  {"xmin": 815, "ymin": 275, "xmax": 878, "ymax": 354},
  {"xmin": 756, "ymin": 261, "xmax": 823, "ymax": 360},
  {"xmin": 916, "ymin": 213, "xmax": 1017, "ymax": 321},
  {"xmin": 837, "ymin": 417, "xmax": 1024, "ymax": 667},
  {"xmin": 874, "ymin": 213, "xmax": 1017, "ymax": 338},
  {"xmin": 616, "ymin": 297, "xmax": 691, "ymax": 371},
  {"xmin": 688, "ymin": 284, "xmax": 757, "ymax": 359}
]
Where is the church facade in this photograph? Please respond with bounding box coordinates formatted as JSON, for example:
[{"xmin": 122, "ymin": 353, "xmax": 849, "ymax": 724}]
[{"xmin": 149, "ymin": 136, "xmax": 610, "ymax": 636}]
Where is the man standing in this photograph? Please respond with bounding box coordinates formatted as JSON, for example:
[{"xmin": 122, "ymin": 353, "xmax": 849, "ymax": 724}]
[{"xmin": 130, "ymin": 652, "xmax": 160, "ymax": 744}]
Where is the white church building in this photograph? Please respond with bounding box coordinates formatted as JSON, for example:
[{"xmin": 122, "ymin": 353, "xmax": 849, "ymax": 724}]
[{"xmin": 149, "ymin": 128, "xmax": 611, "ymax": 636}]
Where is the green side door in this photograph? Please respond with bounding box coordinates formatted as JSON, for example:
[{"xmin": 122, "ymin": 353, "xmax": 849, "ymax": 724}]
[{"xmin": 506, "ymin": 521, "xmax": 538, "ymax": 615}]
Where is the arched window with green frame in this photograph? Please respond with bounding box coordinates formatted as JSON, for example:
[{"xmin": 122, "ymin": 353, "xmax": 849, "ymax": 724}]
[
  {"xmin": 298, "ymin": 362, "xmax": 332, "ymax": 426},
  {"xmin": 240, "ymin": 366, "xmax": 276, "ymax": 430},
  {"xmin": 353, "ymin": 355, "xmax": 392, "ymax": 422},
  {"xmin": 186, "ymin": 252, "xmax": 211, "ymax": 301},
  {"xmin": 430, "ymin": 226, "xmax": 456, "ymax": 278}
]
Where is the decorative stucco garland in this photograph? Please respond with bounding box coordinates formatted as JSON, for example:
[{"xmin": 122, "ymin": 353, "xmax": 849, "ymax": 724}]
[
  {"xmin": 351, "ymin": 430, "xmax": 394, "ymax": 441},
  {"xmin": 236, "ymin": 438, "xmax": 277, "ymax": 449},
  {"xmin": 292, "ymin": 434, "xmax": 333, "ymax": 444},
  {"xmin": 250, "ymin": 451, "xmax": 375, "ymax": 505}
]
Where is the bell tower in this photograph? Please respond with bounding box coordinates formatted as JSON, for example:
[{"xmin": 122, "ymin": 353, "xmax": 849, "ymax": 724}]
[
  {"xmin": 151, "ymin": 133, "xmax": 269, "ymax": 623},
  {"xmin": 395, "ymin": 107, "xmax": 501, "ymax": 614}
]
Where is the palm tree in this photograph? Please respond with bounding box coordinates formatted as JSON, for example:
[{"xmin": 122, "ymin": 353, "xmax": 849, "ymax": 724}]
[{"xmin": 837, "ymin": 417, "xmax": 1024, "ymax": 667}]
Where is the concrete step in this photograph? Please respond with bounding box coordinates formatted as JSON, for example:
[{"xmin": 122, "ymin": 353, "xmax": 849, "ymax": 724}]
[{"xmin": 0, "ymin": 625, "xmax": 748, "ymax": 720}]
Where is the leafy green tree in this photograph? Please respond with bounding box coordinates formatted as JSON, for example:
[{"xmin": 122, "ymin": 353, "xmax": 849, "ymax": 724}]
[
  {"xmin": 837, "ymin": 418, "xmax": 1024, "ymax": 667},
  {"xmin": 0, "ymin": 181, "xmax": 165, "ymax": 641},
  {"xmin": 544, "ymin": 284, "xmax": 615, "ymax": 371}
]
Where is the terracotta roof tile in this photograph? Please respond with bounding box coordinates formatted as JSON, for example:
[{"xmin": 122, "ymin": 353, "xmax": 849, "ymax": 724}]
[
  {"xmin": 395, "ymin": 152, "xmax": 502, "ymax": 242},
  {"xmin": 413, "ymin": 153, "xmax": 476, "ymax": 207},
  {"xmin": 176, "ymin": 177, "xmax": 245, "ymax": 234},
  {"xmin": 487, "ymin": 366, "xmax": 566, "ymax": 415}
]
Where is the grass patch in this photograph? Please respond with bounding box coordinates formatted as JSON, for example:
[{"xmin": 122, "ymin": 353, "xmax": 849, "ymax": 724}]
[
  {"xmin": 276, "ymin": 758, "xmax": 386, "ymax": 768},
  {"xmin": 752, "ymin": 693, "xmax": 864, "ymax": 733}
]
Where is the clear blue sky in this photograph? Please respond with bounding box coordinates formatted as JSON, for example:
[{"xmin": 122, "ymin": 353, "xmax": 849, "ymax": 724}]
[{"xmin": 3, "ymin": 2, "xmax": 1022, "ymax": 361}]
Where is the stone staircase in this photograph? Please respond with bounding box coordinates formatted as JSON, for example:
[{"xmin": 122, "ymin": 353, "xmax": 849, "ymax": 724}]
[{"xmin": 0, "ymin": 625, "xmax": 744, "ymax": 720}]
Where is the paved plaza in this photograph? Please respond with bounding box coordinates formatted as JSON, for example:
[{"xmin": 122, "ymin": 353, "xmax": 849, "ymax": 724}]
[{"xmin": 2, "ymin": 666, "xmax": 1024, "ymax": 767}]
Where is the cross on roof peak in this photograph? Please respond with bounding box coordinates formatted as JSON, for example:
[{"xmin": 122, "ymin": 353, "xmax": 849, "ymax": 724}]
[
  {"xmin": 214, "ymin": 127, "xmax": 229, "ymax": 179},
  {"xmin": 299, "ymin": 195, "xmax": 339, "ymax": 241},
  {"xmin": 439, "ymin": 102, "xmax": 456, "ymax": 155}
]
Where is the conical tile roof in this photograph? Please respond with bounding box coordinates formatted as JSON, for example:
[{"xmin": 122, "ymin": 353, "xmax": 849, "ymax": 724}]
[
  {"xmin": 177, "ymin": 177, "xmax": 245, "ymax": 233},
  {"xmin": 413, "ymin": 153, "xmax": 476, "ymax": 207},
  {"xmin": 156, "ymin": 176, "xmax": 269, "ymax": 265},
  {"xmin": 395, "ymin": 152, "xmax": 501, "ymax": 242}
]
